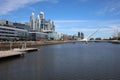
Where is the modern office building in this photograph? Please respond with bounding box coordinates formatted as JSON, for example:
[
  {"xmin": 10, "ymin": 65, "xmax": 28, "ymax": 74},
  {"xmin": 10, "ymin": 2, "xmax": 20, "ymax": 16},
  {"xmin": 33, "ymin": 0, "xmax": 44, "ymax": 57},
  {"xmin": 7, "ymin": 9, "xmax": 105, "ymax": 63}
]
[
  {"xmin": 42, "ymin": 20, "xmax": 55, "ymax": 33},
  {"xmin": 29, "ymin": 32, "xmax": 47, "ymax": 41},
  {"xmin": 35, "ymin": 15, "xmax": 41, "ymax": 31},
  {"xmin": 0, "ymin": 20, "xmax": 29, "ymax": 41},
  {"xmin": 30, "ymin": 12, "xmax": 35, "ymax": 30},
  {"xmin": 0, "ymin": 11, "xmax": 56, "ymax": 41},
  {"xmin": 78, "ymin": 32, "xmax": 84, "ymax": 40},
  {"xmin": 81, "ymin": 32, "xmax": 84, "ymax": 39},
  {"xmin": 30, "ymin": 12, "xmax": 55, "ymax": 33},
  {"xmin": 48, "ymin": 32, "xmax": 63, "ymax": 40},
  {"xmin": 0, "ymin": 25, "xmax": 28, "ymax": 41},
  {"xmin": 13, "ymin": 22, "xmax": 30, "ymax": 30},
  {"xmin": 40, "ymin": 12, "xmax": 44, "ymax": 19},
  {"xmin": 0, "ymin": 20, "xmax": 13, "ymax": 26},
  {"xmin": 29, "ymin": 11, "xmax": 55, "ymax": 40}
]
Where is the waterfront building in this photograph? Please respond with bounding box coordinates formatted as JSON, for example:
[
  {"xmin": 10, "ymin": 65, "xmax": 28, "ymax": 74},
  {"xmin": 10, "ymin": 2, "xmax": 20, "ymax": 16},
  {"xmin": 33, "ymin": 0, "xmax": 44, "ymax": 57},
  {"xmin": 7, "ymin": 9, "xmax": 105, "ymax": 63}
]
[
  {"xmin": 29, "ymin": 32, "xmax": 47, "ymax": 41},
  {"xmin": 30, "ymin": 12, "xmax": 55, "ymax": 33},
  {"xmin": 48, "ymin": 32, "xmax": 63, "ymax": 40},
  {"xmin": 25, "ymin": 22, "xmax": 30, "ymax": 27},
  {"xmin": 13, "ymin": 22, "xmax": 30, "ymax": 30},
  {"xmin": 29, "ymin": 11, "xmax": 55, "ymax": 41},
  {"xmin": 35, "ymin": 15, "xmax": 41, "ymax": 31},
  {"xmin": 0, "ymin": 20, "xmax": 29, "ymax": 30},
  {"xmin": 40, "ymin": 12, "xmax": 44, "ymax": 19},
  {"xmin": 30, "ymin": 12, "xmax": 35, "ymax": 30},
  {"xmin": 68, "ymin": 35, "xmax": 73, "ymax": 40},
  {"xmin": 63, "ymin": 34, "xmax": 68, "ymax": 41},
  {"xmin": 0, "ymin": 11, "xmax": 56, "ymax": 41},
  {"xmin": 78, "ymin": 32, "xmax": 84, "ymax": 40},
  {"xmin": 72, "ymin": 34, "xmax": 78, "ymax": 40},
  {"xmin": 41, "ymin": 20, "xmax": 55, "ymax": 33},
  {"xmin": 0, "ymin": 25, "xmax": 28, "ymax": 41},
  {"xmin": 78, "ymin": 32, "xmax": 80, "ymax": 38},
  {"xmin": 81, "ymin": 32, "xmax": 84, "ymax": 39},
  {"xmin": 0, "ymin": 20, "xmax": 13, "ymax": 26}
]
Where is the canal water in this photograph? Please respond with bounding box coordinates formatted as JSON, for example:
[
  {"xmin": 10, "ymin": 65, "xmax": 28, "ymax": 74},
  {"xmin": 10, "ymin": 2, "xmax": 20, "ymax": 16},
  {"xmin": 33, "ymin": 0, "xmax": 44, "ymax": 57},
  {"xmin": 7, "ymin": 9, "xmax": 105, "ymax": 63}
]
[{"xmin": 0, "ymin": 42, "xmax": 120, "ymax": 80}]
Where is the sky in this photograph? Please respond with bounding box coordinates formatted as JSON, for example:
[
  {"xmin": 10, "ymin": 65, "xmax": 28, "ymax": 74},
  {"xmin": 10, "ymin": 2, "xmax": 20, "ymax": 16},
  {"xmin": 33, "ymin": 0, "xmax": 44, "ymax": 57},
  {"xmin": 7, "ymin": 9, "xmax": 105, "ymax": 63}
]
[{"xmin": 0, "ymin": 0, "xmax": 120, "ymax": 39}]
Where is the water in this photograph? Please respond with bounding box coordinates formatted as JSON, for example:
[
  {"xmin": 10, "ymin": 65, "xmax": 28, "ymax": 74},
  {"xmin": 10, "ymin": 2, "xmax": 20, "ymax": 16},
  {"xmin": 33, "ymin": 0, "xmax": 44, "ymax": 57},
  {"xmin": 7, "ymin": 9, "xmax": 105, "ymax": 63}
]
[{"xmin": 0, "ymin": 42, "xmax": 120, "ymax": 80}]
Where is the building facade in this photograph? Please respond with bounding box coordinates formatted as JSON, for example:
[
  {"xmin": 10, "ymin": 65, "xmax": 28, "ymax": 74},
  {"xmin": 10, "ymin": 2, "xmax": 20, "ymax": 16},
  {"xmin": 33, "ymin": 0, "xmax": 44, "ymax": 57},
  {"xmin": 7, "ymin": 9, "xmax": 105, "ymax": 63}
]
[
  {"xmin": 0, "ymin": 26, "xmax": 28, "ymax": 41},
  {"xmin": 29, "ymin": 32, "xmax": 47, "ymax": 41},
  {"xmin": 78, "ymin": 32, "xmax": 84, "ymax": 40},
  {"xmin": 48, "ymin": 32, "xmax": 63, "ymax": 40},
  {"xmin": 35, "ymin": 15, "xmax": 41, "ymax": 31},
  {"xmin": 0, "ymin": 11, "xmax": 56, "ymax": 41},
  {"xmin": 30, "ymin": 12, "xmax": 35, "ymax": 30},
  {"xmin": 30, "ymin": 12, "xmax": 55, "ymax": 33}
]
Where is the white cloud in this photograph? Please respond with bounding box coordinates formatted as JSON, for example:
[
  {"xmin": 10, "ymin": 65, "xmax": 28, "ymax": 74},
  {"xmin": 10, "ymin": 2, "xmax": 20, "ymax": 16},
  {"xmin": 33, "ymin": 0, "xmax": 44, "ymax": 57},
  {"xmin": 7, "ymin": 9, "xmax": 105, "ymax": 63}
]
[
  {"xmin": 0, "ymin": 0, "xmax": 58, "ymax": 15},
  {"xmin": 54, "ymin": 19, "xmax": 120, "ymax": 30},
  {"xmin": 56, "ymin": 27, "xmax": 113, "ymax": 38},
  {"xmin": 56, "ymin": 27, "xmax": 112, "ymax": 32},
  {"xmin": 98, "ymin": 0, "xmax": 120, "ymax": 16},
  {"xmin": 55, "ymin": 19, "xmax": 120, "ymax": 38}
]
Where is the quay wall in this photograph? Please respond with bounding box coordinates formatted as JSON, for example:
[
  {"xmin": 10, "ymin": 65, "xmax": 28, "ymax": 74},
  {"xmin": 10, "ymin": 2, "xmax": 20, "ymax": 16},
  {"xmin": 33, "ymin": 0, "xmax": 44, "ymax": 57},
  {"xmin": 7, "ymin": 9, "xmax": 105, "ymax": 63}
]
[
  {"xmin": 1, "ymin": 40, "xmax": 118, "ymax": 51},
  {"xmin": 0, "ymin": 41, "xmax": 76, "ymax": 51}
]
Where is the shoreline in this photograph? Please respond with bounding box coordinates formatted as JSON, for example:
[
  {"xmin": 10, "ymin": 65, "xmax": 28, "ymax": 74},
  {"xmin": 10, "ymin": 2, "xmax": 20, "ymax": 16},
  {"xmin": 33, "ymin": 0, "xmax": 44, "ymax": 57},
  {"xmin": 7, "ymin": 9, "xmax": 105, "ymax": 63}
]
[
  {"xmin": 0, "ymin": 40, "xmax": 119, "ymax": 59},
  {"xmin": 0, "ymin": 40, "xmax": 76, "ymax": 51},
  {"xmin": 0, "ymin": 40, "xmax": 119, "ymax": 51}
]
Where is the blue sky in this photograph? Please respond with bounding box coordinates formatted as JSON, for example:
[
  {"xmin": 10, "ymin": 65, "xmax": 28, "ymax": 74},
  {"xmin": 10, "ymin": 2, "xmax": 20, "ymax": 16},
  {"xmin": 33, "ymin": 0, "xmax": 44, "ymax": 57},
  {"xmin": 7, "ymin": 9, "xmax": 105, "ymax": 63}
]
[{"xmin": 0, "ymin": 0, "xmax": 120, "ymax": 39}]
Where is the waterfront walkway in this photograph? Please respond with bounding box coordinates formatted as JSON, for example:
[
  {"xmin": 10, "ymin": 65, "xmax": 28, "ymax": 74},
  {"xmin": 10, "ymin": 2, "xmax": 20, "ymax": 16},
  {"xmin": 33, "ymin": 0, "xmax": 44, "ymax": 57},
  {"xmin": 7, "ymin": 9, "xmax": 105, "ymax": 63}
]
[
  {"xmin": 0, "ymin": 48, "xmax": 38, "ymax": 58},
  {"xmin": 0, "ymin": 50, "xmax": 24, "ymax": 58}
]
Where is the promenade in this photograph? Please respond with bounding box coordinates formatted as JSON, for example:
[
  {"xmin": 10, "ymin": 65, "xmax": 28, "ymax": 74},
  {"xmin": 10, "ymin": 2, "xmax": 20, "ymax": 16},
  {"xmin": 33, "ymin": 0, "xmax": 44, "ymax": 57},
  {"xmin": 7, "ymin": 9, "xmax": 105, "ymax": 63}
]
[
  {"xmin": 0, "ymin": 41, "xmax": 76, "ymax": 51},
  {"xmin": 0, "ymin": 41, "xmax": 76, "ymax": 58},
  {"xmin": 0, "ymin": 50, "xmax": 24, "ymax": 58},
  {"xmin": 0, "ymin": 40, "xmax": 119, "ymax": 59}
]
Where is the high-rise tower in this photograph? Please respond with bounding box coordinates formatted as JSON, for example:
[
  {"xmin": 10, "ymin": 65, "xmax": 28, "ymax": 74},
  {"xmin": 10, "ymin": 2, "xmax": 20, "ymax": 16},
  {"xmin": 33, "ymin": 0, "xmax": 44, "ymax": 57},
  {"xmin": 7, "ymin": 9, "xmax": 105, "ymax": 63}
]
[
  {"xmin": 30, "ymin": 12, "xmax": 35, "ymax": 30},
  {"xmin": 40, "ymin": 12, "xmax": 44, "ymax": 19},
  {"xmin": 78, "ymin": 32, "xmax": 84, "ymax": 40},
  {"xmin": 35, "ymin": 15, "xmax": 41, "ymax": 31},
  {"xmin": 39, "ymin": 12, "xmax": 44, "ymax": 31}
]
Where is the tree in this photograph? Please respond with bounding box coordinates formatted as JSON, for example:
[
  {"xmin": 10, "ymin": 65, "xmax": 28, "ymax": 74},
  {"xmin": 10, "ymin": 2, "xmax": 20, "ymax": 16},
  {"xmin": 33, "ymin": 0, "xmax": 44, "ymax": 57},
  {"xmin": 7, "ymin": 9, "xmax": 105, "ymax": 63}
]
[{"xmin": 95, "ymin": 38, "xmax": 101, "ymax": 40}]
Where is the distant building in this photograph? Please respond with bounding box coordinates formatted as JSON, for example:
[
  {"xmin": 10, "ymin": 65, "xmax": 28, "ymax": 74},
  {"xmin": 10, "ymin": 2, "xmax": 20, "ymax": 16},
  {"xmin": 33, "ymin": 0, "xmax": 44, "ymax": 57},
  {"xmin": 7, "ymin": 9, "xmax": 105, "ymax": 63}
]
[
  {"xmin": 78, "ymin": 32, "xmax": 80, "ymax": 38},
  {"xmin": 40, "ymin": 12, "xmax": 44, "ymax": 19},
  {"xmin": 35, "ymin": 15, "xmax": 41, "ymax": 31},
  {"xmin": 30, "ymin": 12, "xmax": 35, "ymax": 30},
  {"xmin": 48, "ymin": 32, "xmax": 63, "ymax": 40},
  {"xmin": 72, "ymin": 35, "xmax": 78, "ymax": 40},
  {"xmin": 81, "ymin": 32, "xmax": 84, "ymax": 39},
  {"xmin": 68, "ymin": 35, "xmax": 73, "ymax": 40},
  {"xmin": 42, "ymin": 20, "xmax": 55, "ymax": 33},
  {"xmin": 30, "ymin": 11, "xmax": 55, "ymax": 33},
  {"xmin": 63, "ymin": 34, "xmax": 68, "ymax": 41},
  {"xmin": 78, "ymin": 32, "xmax": 84, "ymax": 40},
  {"xmin": 0, "ymin": 11, "xmax": 57, "ymax": 41},
  {"xmin": 25, "ymin": 22, "xmax": 30, "ymax": 27},
  {"xmin": 0, "ymin": 20, "xmax": 13, "ymax": 26}
]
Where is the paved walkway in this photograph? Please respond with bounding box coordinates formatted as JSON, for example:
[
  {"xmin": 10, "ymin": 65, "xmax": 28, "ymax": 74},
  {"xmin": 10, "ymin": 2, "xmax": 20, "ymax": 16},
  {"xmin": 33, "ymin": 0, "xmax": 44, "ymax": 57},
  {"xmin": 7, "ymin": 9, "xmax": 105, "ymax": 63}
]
[{"xmin": 0, "ymin": 50, "xmax": 23, "ymax": 58}]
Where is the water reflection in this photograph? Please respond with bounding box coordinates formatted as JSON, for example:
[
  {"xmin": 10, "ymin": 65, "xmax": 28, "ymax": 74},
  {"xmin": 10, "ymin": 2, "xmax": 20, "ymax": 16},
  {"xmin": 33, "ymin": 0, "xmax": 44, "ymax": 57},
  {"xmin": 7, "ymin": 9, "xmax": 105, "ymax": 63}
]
[{"xmin": 0, "ymin": 42, "xmax": 120, "ymax": 80}]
